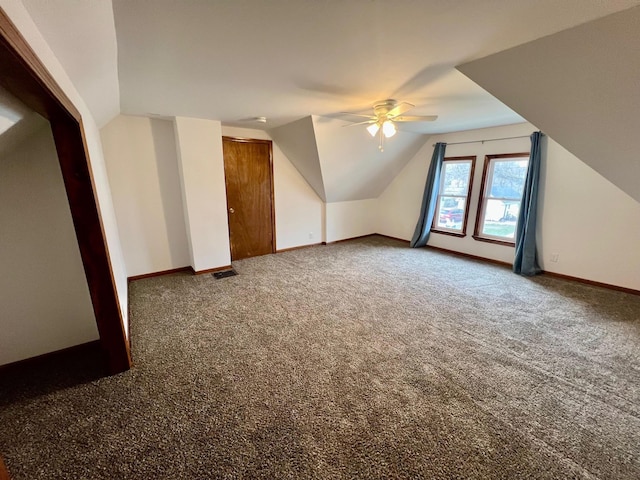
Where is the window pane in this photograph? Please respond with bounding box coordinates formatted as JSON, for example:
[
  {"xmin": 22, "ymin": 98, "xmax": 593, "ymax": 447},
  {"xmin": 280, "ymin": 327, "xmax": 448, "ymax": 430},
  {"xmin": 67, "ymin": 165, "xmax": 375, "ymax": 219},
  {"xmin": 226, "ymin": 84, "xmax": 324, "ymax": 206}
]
[
  {"xmin": 489, "ymin": 160, "xmax": 528, "ymax": 199},
  {"xmin": 481, "ymin": 199, "xmax": 521, "ymax": 239},
  {"xmin": 441, "ymin": 162, "xmax": 471, "ymax": 195},
  {"xmin": 435, "ymin": 196, "xmax": 465, "ymax": 231}
]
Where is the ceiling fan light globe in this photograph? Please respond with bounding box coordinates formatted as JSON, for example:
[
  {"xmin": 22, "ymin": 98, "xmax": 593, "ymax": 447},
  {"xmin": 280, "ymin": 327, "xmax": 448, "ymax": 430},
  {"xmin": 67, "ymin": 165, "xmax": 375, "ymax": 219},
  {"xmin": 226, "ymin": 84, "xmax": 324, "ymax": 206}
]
[
  {"xmin": 382, "ymin": 121, "xmax": 396, "ymax": 138},
  {"xmin": 366, "ymin": 123, "xmax": 380, "ymax": 137}
]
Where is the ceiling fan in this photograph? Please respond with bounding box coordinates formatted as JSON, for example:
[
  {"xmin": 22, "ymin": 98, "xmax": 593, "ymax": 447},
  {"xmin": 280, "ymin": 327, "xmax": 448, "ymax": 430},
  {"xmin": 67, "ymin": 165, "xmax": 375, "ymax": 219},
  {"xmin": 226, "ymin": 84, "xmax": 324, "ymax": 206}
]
[{"xmin": 341, "ymin": 99, "xmax": 437, "ymax": 151}]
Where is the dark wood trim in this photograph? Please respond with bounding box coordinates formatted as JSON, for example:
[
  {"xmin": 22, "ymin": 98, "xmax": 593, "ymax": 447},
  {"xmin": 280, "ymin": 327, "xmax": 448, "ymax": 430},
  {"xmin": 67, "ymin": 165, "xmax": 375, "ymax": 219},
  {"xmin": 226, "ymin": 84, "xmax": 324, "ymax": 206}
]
[
  {"xmin": 221, "ymin": 136, "xmax": 271, "ymax": 145},
  {"xmin": 373, "ymin": 234, "xmax": 410, "ymax": 245},
  {"xmin": 432, "ymin": 230, "xmax": 467, "ymax": 239},
  {"xmin": 471, "ymin": 235, "xmax": 516, "ymax": 247},
  {"xmin": 286, "ymin": 234, "xmax": 639, "ymax": 296},
  {"xmin": 425, "ymin": 243, "xmax": 639, "ymax": 296},
  {"xmin": 323, "ymin": 233, "xmax": 378, "ymax": 245},
  {"xmin": 431, "ymin": 155, "xmax": 476, "ymax": 237},
  {"xmin": 426, "ymin": 245, "xmax": 513, "ymax": 268},
  {"xmin": 128, "ymin": 267, "xmax": 191, "ymax": 282},
  {"xmin": 473, "ymin": 152, "xmax": 529, "ymax": 246},
  {"xmin": 50, "ymin": 116, "xmax": 131, "ymax": 374},
  {"xmin": 268, "ymin": 140, "xmax": 277, "ymax": 253},
  {"xmin": 191, "ymin": 265, "xmax": 233, "ymax": 275},
  {"xmin": 0, "ymin": 9, "xmax": 79, "ymax": 121},
  {"xmin": 276, "ymin": 242, "xmax": 323, "ymax": 253},
  {"xmin": 541, "ymin": 271, "xmax": 640, "ymax": 296},
  {"xmin": 222, "ymin": 136, "xmax": 277, "ymax": 255},
  {"xmin": 0, "ymin": 455, "xmax": 10, "ymax": 480},
  {"xmin": 0, "ymin": 340, "xmax": 101, "ymax": 376},
  {"xmin": 0, "ymin": 7, "xmax": 131, "ymax": 374}
]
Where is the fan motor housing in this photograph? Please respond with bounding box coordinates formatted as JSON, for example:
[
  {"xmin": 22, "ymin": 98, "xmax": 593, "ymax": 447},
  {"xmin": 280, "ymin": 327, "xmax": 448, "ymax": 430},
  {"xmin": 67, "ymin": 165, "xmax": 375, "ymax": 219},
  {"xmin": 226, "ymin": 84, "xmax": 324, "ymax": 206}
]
[{"xmin": 373, "ymin": 99, "xmax": 398, "ymax": 117}]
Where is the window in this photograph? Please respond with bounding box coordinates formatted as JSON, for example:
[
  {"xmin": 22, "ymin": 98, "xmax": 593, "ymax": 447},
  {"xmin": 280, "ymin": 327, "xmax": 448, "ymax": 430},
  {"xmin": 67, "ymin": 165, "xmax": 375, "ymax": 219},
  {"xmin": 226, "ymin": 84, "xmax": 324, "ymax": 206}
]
[
  {"xmin": 473, "ymin": 153, "xmax": 529, "ymax": 245},
  {"xmin": 431, "ymin": 156, "xmax": 476, "ymax": 236}
]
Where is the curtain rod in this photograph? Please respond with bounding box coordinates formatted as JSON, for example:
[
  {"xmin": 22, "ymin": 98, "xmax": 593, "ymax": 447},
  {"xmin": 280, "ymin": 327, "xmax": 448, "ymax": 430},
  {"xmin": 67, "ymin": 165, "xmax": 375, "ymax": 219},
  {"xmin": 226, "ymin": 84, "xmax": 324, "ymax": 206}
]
[{"xmin": 433, "ymin": 134, "xmax": 532, "ymax": 147}]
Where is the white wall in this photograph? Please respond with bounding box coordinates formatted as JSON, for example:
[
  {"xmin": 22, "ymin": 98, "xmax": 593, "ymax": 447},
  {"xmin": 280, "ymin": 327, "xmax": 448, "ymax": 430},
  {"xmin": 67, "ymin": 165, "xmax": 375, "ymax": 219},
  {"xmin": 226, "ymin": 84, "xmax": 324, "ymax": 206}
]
[
  {"xmin": 376, "ymin": 140, "xmax": 435, "ymax": 243},
  {"xmin": 458, "ymin": 6, "xmax": 640, "ymax": 203},
  {"xmin": 0, "ymin": 127, "xmax": 98, "ymax": 365},
  {"xmin": 101, "ymin": 115, "xmax": 190, "ymax": 277},
  {"xmin": 378, "ymin": 122, "xmax": 640, "ymax": 290},
  {"xmin": 101, "ymin": 119, "xmax": 325, "ymax": 276},
  {"xmin": 174, "ymin": 117, "xmax": 230, "ymax": 272},
  {"xmin": 312, "ymin": 115, "xmax": 427, "ymax": 202},
  {"xmin": 326, "ymin": 199, "xmax": 378, "ymax": 243},
  {"xmin": 269, "ymin": 117, "xmax": 326, "ymax": 202},
  {"xmin": 538, "ymin": 139, "xmax": 640, "ymax": 289},
  {"xmin": 222, "ymin": 126, "xmax": 324, "ymax": 250},
  {"xmin": 1, "ymin": 0, "xmax": 130, "ymax": 335}
]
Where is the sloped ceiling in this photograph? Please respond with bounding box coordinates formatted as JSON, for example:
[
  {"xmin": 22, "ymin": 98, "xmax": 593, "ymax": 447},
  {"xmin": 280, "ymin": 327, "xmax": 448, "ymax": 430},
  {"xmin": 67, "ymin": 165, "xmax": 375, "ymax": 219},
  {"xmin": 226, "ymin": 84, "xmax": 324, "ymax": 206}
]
[
  {"xmin": 16, "ymin": 0, "xmax": 640, "ymax": 204},
  {"xmin": 271, "ymin": 116, "xmax": 427, "ymax": 202},
  {"xmin": 270, "ymin": 117, "xmax": 325, "ymax": 201},
  {"xmin": 458, "ymin": 6, "xmax": 640, "ymax": 203},
  {"xmin": 311, "ymin": 117, "xmax": 427, "ymax": 202},
  {"xmin": 111, "ymin": 0, "xmax": 639, "ymax": 134},
  {"xmin": 0, "ymin": 85, "xmax": 46, "ymax": 158},
  {"xmin": 21, "ymin": 0, "xmax": 120, "ymax": 127}
]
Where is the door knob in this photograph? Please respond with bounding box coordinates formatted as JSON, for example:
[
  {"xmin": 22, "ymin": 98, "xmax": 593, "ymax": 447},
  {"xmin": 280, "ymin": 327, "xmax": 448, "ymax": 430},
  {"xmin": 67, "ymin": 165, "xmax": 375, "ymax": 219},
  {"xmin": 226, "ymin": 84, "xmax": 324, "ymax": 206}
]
[{"xmin": 229, "ymin": 207, "xmax": 235, "ymax": 214}]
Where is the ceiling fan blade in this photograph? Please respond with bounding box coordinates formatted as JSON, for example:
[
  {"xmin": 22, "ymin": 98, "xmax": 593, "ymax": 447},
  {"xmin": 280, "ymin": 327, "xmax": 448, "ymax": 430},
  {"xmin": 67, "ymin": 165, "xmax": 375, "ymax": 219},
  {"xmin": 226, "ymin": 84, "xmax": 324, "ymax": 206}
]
[
  {"xmin": 338, "ymin": 112, "xmax": 374, "ymax": 118},
  {"xmin": 393, "ymin": 115, "xmax": 438, "ymax": 122},
  {"xmin": 342, "ymin": 119, "xmax": 377, "ymax": 127},
  {"xmin": 387, "ymin": 102, "xmax": 415, "ymax": 118},
  {"xmin": 338, "ymin": 114, "xmax": 377, "ymax": 124}
]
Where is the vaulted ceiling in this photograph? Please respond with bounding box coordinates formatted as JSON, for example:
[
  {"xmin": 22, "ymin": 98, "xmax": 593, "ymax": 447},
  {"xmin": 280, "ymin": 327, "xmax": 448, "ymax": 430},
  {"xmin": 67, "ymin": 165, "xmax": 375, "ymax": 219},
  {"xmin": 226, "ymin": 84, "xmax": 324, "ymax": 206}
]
[
  {"xmin": 22, "ymin": 0, "xmax": 639, "ymax": 132},
  {"xmin": 458, "ymin": 6, "xmax": 640, "ymax": 202},
  {"xmin": 111, "ymin": 0, "xmax": 639, "ymax": 133},
  {"xmin": 19, "ymin": 0, "xmax": 640, "ymax": 203},
  {"xmin": 0, "ymin": 85, "xmax": 46, "ymax": 157}
]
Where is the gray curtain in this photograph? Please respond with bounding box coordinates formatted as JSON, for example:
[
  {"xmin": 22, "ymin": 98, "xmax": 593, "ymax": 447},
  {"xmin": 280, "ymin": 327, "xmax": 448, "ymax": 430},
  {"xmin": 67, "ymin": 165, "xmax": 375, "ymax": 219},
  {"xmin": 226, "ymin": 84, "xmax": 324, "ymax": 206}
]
[
  {"xmin": 410, "ymin": 142, "xmax": 447, "ymax": 248},
  {"xmin": 513, "ymin": 131, "xmax": 543, "ymax": 276}
]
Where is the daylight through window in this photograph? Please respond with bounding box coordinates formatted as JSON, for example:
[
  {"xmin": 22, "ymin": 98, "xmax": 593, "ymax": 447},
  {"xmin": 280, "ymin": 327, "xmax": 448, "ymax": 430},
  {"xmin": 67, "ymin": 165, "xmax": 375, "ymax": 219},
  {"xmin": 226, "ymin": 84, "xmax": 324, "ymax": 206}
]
[
  {"xmin": 473, "ymin": 153, "xmax": 529, "ymax": 244},
  {"xmin": 431, "ymin": 156, "xmax": 476, "ymax": 236}
]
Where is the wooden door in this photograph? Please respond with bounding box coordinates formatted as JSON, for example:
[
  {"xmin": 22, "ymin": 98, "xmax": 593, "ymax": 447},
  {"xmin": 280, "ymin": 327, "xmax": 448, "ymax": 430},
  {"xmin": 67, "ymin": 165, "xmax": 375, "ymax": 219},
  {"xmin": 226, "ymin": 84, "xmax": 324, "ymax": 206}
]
[{"xmin": 222, "ymin": 137, "xmax": 275, "ymax": 260}]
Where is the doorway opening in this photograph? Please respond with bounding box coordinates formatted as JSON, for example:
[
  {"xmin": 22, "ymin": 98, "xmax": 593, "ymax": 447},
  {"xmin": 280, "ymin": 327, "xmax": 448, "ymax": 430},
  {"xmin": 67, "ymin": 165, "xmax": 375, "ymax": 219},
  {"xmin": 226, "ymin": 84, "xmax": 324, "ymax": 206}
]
[{"xmin": 0, "ymin": 8, "xmax": 131, "ymax": 374}]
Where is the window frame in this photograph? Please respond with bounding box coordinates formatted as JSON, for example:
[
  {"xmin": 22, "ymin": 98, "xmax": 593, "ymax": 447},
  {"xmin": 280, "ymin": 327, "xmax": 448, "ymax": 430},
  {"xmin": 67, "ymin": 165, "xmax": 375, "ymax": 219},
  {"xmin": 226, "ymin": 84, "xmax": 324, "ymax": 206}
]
[
  {"xmin": 430, "ymin": 155, "xmax": 476, "ymax": 238},
  {"xmin": 473, "ymin": 152, "xmax": 530, "ymax": 246}
]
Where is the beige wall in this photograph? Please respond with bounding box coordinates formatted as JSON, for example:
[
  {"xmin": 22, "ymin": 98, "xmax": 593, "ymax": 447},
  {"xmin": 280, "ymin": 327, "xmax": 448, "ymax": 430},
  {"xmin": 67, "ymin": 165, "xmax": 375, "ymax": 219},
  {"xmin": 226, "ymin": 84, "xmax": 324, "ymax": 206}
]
[{"xmin": 0, "ymin": 127, "xmax": 97, "ymax": 365}]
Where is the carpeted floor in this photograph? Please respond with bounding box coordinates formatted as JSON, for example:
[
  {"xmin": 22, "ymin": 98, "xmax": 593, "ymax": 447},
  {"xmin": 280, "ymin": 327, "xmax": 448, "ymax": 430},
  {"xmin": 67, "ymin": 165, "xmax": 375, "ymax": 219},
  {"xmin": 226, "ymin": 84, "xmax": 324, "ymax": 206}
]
[{"xmin": 1, "ymin": 236, "xmax": 639, "ymax": 479}]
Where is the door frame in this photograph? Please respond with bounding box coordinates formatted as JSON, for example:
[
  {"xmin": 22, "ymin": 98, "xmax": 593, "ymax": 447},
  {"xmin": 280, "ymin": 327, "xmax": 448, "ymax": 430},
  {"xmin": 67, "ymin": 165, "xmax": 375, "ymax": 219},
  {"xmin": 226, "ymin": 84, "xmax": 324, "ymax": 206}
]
[
  {"xmin": 0, "ymin": 8, "xmax": 131, "ymax": 374},
  {"xmin": 0, "ymin": 454, "xmax": 9, "ymax": 480},
  {"xmin": 222, "ymin": 136, "xmax": 276, "ymax": 258}
]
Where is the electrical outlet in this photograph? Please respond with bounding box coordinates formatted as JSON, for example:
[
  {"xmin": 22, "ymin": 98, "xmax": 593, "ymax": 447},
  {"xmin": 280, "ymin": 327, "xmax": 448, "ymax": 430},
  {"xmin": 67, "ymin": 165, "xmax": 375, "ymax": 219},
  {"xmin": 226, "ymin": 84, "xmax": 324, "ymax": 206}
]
[
  {"xmin": 309, "ymin": 232, "xmax": 314, "ymax": 239},
  {"xmin": 550, "ymin": 253, "xmax": 559, "ymax": 263}
]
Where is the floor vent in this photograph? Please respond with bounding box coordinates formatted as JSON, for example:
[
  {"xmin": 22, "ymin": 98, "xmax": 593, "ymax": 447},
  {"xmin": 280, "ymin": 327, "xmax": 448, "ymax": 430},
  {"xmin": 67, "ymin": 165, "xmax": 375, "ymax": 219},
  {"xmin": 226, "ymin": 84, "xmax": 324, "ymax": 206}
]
[{"xmin": 213, "ymin": 269, "xmax": 237, "ymax": 279}]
